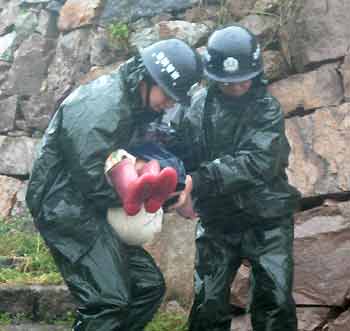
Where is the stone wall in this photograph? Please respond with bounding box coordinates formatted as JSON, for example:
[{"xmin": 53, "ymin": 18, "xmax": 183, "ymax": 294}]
[{"xmin": 1, "ymin": 0, "xmax": 350, "ymax": 329}]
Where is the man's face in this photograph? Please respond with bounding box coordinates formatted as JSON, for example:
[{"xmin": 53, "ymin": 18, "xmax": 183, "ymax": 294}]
[
  {"xmin": 149, "ymin": 86, "xmax": 175, "ymax": 112},
  {"xmin": 218, "ymin": 79, "xmax": 252, "ymax": 98}
]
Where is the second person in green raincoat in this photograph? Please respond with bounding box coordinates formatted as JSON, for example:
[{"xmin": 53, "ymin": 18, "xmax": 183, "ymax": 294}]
[{"xmin": 169, "ymin": 25, "xmax": 301, "ymax": 331}]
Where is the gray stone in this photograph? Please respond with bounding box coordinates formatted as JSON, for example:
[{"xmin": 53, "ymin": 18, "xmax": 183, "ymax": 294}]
[
  {"xmin": 47, "ymin": 28, "xmax": 91, "ymax": 105},
  {"xmin": 0, "ymin": 324, "xmax": 70, "ymax": 331},
  {"xmin": 327, "ymin": 309, "xmax": 350, "ymax": 331},
  {"xmin": 145, "ymin": 212, "xmax": 196, "ymax": 307},
  {"xmin": 253, "ymin": 0, "xmax": 280, "ymax": 13},
  {"xmin": 269, "ymin": 63, "xmax": 343, "ymax": 115},
  {"xmin": 286, "ymin": 103, "xmax": 350, "ymax": 196},
  {"xmin": 239, "ymin": 13, "xmax": 278, "ymax": 49},
  {"xmin": 0, "ymin": 135, "xmax": 39, "ymax": 176},
  {"xmin": 58, "ymin": 0, "xmax": 104, "ymax": 32},
  {"xmin": 0, "ymin": 95, "xmax": 18, "ymax": 133},
  {"xmin": 130, "ymin": 20, "xmax": 211, "ymax": 51},
  {"xmin": 293, "ymin": 203, "xmax": 350, "ymax": 306},
  {"xmin": 2, "ymin": 9, "xmax": 39, "ymax": 62},
  {"xmin": 21, "ymin": 91, "xmax": 55, "ymax": 131},
  {"xmin": 296, "ymin": 307, "xmax": 331, "ymax": 331},
  {"xmin": 0, "ymin": 31, "xmax": 17, "ymax": 60},
  {"xmin": 36, "ymin": 7, "xmax": 59, "ymax": 38},
  {"xmin": 0, "ymin": 285, "xmax": 75, "ymax": 320},
  {"xmin": 6, "ymin": 33, "xmax": 54, "ymax": 95},
  {"xmin": 90, "ymin": 27, "xmax": 127, "ymax": 66},
  {"xmin": 280, "ymin": 0, "xmax": 350, "ymax": 72},
  {"xmin": 226, "ymin": 0, "xmax": 257, "ymax": 20},
  {"xmin": 0, "ymin": 0, "xmax": 22, "ymax": 36},
  {"xmin": 99, "ymin": 0, "xmax": 200, "ymax": 25}
]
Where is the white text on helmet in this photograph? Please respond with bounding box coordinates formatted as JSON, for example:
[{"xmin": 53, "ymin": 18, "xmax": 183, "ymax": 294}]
[{"xmin": 152, "ymin": 52, "xmax": 181, "ymax": 83}]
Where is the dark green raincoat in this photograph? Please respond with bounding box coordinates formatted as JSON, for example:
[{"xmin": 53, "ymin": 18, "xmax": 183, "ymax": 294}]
[
  {"xmin": 26, "ymin": 57, "xmax": 165, "ymax": 331},
  {"xmin": 170, "ymin": 80, "xmax": 300, "ymax": 331}
]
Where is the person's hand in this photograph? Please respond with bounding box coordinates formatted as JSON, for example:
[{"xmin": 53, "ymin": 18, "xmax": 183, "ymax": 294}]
[{"xmin": 167, "ymin": 175, "xmax": 197, "ymax": 219}]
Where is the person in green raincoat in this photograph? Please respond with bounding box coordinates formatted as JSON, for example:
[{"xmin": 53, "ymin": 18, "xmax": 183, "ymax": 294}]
[
  {"xmin": 25, "ymin": 38, "xmax": 202, "ymax": 331},
  {"xmin": 168, "ymin": 25, "xmax": 301, "ymax": 331}
]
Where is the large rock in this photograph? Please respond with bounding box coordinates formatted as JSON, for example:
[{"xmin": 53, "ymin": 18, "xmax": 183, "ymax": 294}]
[
  {"xmin": 47, "ymin": 28, "xmax": 91, "ymax": 105},
  {"xmin": 0, "ymin": 31, "xmax": 17, "ymax": 60},
  {"xmin": 21, "ymin": 92, "xmax": 55, "ymax": 132},
  {"xmin": 239, "ymin": 13, "xmax": 278, "ymax": 49},
  {"xmin": 253, "ymin": 0, "xmax": 280, "ymax": 13},
  {"xmin": 146, "ymin": 213, "xmax": 254, "ymax": 309},
  {"xmin": 269, "ymin": 63, "xmax": 343, "ymax": 115},
  {"xmin": 145, "ymin": 213, "xmax": 196, "ymax": 307},
  {"xmin": 6, "ymin": 33, "xmax": 54, "ymax": 95},
  {"xmin": 0, "ymin": 0, "xmax": 22, "ymax": 36},
  {"xmin": 0, "ymin": 9, "xmax": 39, "ymax": 62},
  {"xmin": 226, "ymin": 0, "xmax": 257, "ymax": 20},
  {"xmin": 0, "ymin": 285, "xmax": 75, "ymax": 319},
  {"xmin": 0, "ymin": 324, "xmax": 70, "ymax": 331},
  {"xmin": 129, "ymin": 20, "xmax": 211, "ymax": 51},
  {"xmin": 280, "ymin": 0, "xmax": 350, "ymax": 72},
  {"xmin": 327, "ymin": 310, "xmax": 350, "ymax": 331},
  {"xmin": 296, "ymin": 307, "xmax": 331, "ymax": 331},
  {"xmin": 286, "ymin": 103, "xmax": 350, "ymax": 196},
  {"xmin": 99, "ymin": 0, "xmax": 200, "ymax": 25},
  {"xmin": 36, "ymin": 6, "xmax": 59, "ymax": 38},
  {"xmin": 293, "ymin": 203, "xmax": 350, "ymax": 306},
  {"xmin": 0, "ymin": 135, "xmax": 39, "ymax": 176},
  {"xmin": 90, "ymin": 27, "xmax": 127, "ymax": 66},
  {"xmin": 0, "ymin": 95, "xmax": 18, "ymax": 133},
  {"xmin": 58, "ymin": 0, "xmax": 104, "ymax": 32}
]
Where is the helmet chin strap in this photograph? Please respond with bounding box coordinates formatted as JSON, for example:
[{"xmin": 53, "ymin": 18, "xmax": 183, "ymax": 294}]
[
  {"xmin": 146, "ymin": 81, "xmax": 152, "ymax": 109},
  {"xmin": 138, "ymin": 79, "xmax": 162, "ymax": 123},
  {"xmin": 141, "ymin": 74, "xmax": 156, "ymax": 111}
]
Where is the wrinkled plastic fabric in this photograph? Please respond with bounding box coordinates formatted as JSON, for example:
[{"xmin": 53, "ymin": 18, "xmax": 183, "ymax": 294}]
[
  {"xmin": 169, "ymin": 80, "xmax": 300, "ymax": 331},
  {"xmin": 188, "ymin": 216, "xmax": 297, "ymax": 331},
  {"xmin": 26, "ymin": 56, "xmax": 166, "ymax": 330},
  {"xmin": 170, "ymin": 81, "xmax": 301, "ymax": 222},
  {"xmin": 51, "ymin": 222, "xmax": 165, "ymax": 331}
]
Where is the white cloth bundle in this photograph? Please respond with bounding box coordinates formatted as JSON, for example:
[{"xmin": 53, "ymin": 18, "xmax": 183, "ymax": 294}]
[{"xmin": 107, "ymin": 206, "xmax": 163, "ymax": 246}]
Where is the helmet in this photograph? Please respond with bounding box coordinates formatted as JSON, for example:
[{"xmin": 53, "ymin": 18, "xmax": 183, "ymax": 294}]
[
  {"xmin": 141, "ymin": 39, "xmax": 203, "ymax": 105},
  {"xmin": 203, "ymin": 25, "xmax": 263, "ymax": 83}
]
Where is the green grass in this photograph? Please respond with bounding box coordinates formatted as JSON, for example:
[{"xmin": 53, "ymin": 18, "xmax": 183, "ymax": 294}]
[
  {"xmin": 0, "ymin": 216, "xmax": 62, "ymax": 285},
  {"xmin": 146, "ymin": 312, "xmax": 188, "ymax": 331},
  {"xmin": 0, "ymin": 311, "xmax": 188, "ymax": 329},
  {"xmin": 0, "ymin": 217, "xmax": 189, "ymax": 329}
]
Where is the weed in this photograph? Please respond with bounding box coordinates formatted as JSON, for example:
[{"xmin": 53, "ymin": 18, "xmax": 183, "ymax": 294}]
[
  {"xmin": 0, "ymin": 216, "xmax": 62, "ymax": 285},
  {"xmin": 107, "ymin": 22, "xmax": 130, "ymax": 50},
  {"xmin": 0, "ymin": 313, "xmax": 11, "ymax": 325},
  {"xmin": 145, "ymin": 312, "xmax": 187, "ymax": 331}
]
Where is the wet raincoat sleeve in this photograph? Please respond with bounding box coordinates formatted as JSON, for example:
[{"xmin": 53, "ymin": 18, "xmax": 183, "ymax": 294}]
[
  {"xmin": 190, "ymin": 98, "xmax": 289, "ymax": 199},
  {"xmin": 57, "ymin": 75, "xmax": 129, "ymax": 211}
]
